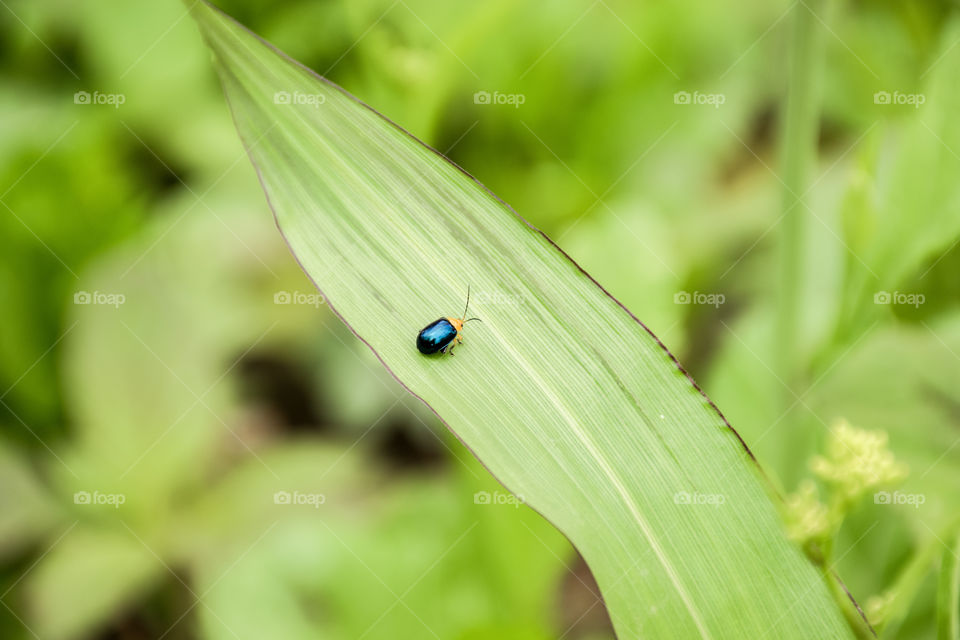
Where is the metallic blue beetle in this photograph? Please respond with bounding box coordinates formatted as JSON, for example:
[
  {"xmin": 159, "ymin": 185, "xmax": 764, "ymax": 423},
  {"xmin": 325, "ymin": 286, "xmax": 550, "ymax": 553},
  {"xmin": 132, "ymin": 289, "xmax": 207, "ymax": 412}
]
[{"xmin": 416, "ymin": 288, "xmax": 481, "ymax": 355}]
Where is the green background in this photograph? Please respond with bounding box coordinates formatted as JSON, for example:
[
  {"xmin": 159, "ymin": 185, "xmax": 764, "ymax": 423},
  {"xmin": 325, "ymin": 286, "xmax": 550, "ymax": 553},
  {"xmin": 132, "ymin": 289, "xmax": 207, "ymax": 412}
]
[{"xmin": 1, "ymin": 0, "xmax": 959, "ymax": 638}]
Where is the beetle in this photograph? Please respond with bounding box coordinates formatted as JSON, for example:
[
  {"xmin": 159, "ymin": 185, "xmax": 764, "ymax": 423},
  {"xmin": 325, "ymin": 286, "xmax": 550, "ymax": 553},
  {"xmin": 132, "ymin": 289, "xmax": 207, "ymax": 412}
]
[{"xmin": 416, "ymin": 287, "xmax": 481, "ymax": 356}]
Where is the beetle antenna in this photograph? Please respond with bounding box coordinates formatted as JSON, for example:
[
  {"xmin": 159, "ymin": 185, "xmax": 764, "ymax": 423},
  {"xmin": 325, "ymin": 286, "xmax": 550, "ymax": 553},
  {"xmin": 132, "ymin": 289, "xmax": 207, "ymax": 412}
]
[
  {"xmin": 464, "ymin": 317, "xmax": 482, "ymax": 324},
  {"xmin": 461, "ymin": 286, "xmax": 471, "ymax": 321}
]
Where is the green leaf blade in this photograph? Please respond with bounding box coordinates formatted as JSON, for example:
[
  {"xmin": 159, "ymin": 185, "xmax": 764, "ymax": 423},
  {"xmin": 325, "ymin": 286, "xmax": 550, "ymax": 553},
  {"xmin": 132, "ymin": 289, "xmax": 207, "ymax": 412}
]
[
  {"xmin": 938, "ymin": 532, "xmax": 960, "ymax": 640},
  {"xmin": 189, "ymin": 2, "xmax": 859, "ymax": 637}
]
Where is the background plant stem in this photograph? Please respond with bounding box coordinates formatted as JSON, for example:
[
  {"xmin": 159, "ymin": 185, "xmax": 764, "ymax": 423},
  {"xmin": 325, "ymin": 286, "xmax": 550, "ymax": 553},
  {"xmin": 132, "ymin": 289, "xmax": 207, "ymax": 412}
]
[
  {"xmin": 776, "ymin": 0, "xmax": 830, "ymax": 400},
  {"xmin": 777, "ymin": 6, "xmax": 877, "ymax": 635}
]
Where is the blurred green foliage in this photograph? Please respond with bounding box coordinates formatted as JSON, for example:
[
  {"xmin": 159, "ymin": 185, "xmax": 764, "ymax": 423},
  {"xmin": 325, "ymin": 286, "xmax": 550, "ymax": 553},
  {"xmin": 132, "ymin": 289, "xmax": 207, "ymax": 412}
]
[{"xmin": 1, "ymin": 0, "xmax": 959, "ymax": 638}]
